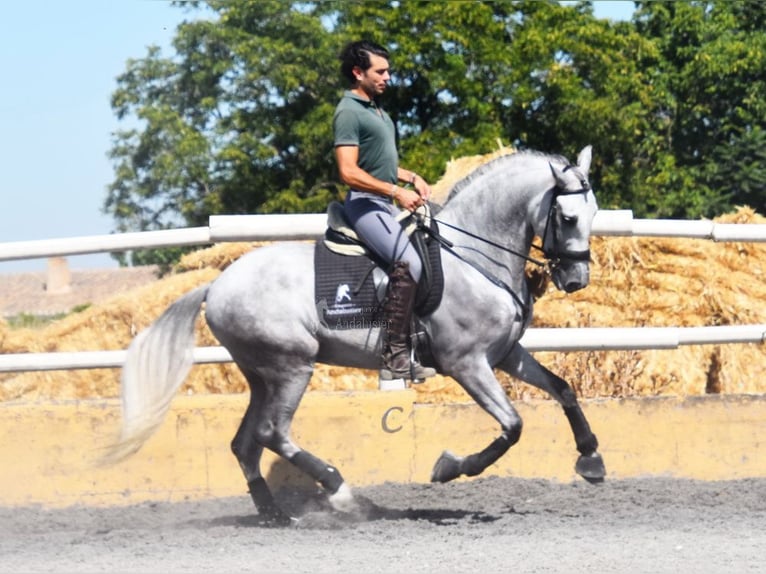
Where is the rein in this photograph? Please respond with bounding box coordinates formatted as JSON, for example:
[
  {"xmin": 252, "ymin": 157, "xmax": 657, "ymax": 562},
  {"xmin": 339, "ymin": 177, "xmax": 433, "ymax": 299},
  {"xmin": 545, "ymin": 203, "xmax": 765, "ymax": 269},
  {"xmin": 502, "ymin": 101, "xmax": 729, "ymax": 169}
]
[
  {"xmin": 430, "ymin": 217, "xmax": 547, "ymax": 268},
  {"xmin": 421, "ymin": 219, "xmax": 530, "ymax": 316},
  {"xmin": 430, "ymin": 183, "xmax": 592, "ymax": 270},
  {"xmin": 411, "ymin": 181, "xmax": 592, "ymax": 319}
]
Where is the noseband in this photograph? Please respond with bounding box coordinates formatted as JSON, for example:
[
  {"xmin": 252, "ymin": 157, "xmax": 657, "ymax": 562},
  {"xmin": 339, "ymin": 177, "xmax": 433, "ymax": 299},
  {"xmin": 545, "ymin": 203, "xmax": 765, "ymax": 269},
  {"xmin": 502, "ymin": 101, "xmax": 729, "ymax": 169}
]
[{"xmin": 539, "ymin": 178, "xmax": 592, "ymax": 269}]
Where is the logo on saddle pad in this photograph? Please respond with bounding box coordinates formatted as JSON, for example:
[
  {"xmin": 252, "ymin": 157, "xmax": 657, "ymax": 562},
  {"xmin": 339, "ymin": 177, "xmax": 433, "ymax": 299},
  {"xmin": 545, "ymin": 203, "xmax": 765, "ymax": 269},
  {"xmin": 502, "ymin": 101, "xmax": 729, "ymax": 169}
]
[
  {"xmin": 315, "ymin": 281, "xmax": 383, "ymax": 330},
  {"xmin": 335, "ymin": 283, "xmax": 352, "ymax": 304}
]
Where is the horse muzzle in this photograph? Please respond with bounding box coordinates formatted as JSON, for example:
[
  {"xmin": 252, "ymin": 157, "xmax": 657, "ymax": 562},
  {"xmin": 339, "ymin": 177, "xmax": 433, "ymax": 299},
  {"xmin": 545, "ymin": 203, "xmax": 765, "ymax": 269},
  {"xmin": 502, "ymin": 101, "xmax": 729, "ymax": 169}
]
[{"xmin": 550, "ymin": 259, "xmax": 590, "ymax": 293}]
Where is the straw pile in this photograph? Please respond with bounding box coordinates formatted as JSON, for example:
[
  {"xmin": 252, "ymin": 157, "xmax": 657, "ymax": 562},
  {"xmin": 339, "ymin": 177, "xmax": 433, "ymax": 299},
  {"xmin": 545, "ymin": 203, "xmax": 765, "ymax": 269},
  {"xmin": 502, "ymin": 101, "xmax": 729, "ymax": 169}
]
[
  {"xmin": 528, "ymin": 206, "xmax": 766, "ymax": 399},
  {"xmin": 2, "ymin": 150, "xmax": 765, "ymax": 404}
]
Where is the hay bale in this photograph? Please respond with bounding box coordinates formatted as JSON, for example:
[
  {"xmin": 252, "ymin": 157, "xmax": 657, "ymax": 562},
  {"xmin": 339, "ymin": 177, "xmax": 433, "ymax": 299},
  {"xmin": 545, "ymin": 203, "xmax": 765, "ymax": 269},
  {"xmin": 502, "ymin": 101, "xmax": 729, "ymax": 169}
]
[
  {"xmin": 0, "ymin": 269, "xmax": 220, "ymax": 401},
  {"xmin": 526, "ymin": 206, "xmax": 766, "ymax": 399}
]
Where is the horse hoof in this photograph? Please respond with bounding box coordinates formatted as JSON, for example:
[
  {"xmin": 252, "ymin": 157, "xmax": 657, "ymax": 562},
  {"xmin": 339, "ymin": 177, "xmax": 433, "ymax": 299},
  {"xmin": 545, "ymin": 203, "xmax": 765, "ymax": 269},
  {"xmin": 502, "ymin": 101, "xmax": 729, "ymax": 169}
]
[
  {"xmin": 328, "ymin": 482, "xmax": 360, "ymax": 513},
  {"xmin": 575, "ymin": 451, "xmax": 606, "ymax": 483},
  {"xmin": 254, "ymin": 509, "xmax": 297, "ymax": 528},
  {"xmin": 431, "ymin": 450, "xmax": 463, "ymax": 483}
]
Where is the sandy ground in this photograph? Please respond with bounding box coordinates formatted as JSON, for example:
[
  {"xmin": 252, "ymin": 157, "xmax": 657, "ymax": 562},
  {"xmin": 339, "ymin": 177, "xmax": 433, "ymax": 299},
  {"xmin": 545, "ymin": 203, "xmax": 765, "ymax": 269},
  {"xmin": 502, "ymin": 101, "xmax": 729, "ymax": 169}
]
[{"xmin": 0, "ymin": 476, "xmax": 763, "ymax": 574}]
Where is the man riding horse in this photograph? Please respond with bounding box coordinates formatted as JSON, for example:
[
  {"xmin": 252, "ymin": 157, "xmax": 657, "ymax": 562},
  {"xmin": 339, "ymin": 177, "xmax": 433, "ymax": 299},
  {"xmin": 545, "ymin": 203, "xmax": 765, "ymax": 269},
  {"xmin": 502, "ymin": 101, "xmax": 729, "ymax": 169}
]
[{"xmin": 333, "ymin": 40, "xmax": 435, "ymax": 385}]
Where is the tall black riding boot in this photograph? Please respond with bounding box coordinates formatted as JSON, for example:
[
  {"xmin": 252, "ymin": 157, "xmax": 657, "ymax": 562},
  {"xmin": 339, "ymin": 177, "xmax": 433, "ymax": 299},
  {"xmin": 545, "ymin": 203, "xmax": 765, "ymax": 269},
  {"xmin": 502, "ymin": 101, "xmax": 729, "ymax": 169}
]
[{"xmin": 379, "ymin": 261, "xmax": 436, "ymax": 385}]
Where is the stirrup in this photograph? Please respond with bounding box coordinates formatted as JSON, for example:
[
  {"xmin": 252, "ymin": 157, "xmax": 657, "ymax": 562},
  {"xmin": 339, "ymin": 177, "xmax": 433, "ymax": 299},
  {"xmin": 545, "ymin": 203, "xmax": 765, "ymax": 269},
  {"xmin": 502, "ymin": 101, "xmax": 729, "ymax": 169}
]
[
  {"xmin": 408, "ymin": 362, "xmax": 437, "ymax": 384},
  {"xmin": 378, "ymin": 361, "xmax": 436, "ymax": 390}
]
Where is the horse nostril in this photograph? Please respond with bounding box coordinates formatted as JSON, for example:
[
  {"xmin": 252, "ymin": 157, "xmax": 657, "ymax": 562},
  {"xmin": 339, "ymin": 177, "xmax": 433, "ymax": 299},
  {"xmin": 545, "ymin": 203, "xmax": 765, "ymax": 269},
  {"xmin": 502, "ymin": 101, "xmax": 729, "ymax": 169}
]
[{"xmin": 565, "ymin": 280, "xmax": 586, "ymax": 293}]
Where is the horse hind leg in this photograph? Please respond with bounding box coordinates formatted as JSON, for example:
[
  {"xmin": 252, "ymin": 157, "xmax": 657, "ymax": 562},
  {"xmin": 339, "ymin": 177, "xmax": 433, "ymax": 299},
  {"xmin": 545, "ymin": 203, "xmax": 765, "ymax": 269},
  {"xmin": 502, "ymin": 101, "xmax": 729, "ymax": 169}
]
[
  {"xmin": 499, "ymin": 344, "xmax": 606, "ymax": 483},
  {"xmin": 232, "ymin": 362, "xmax": 362, "ymax": 521},
  {"xmin": 230, "ymin": 372, "xmax": 294, "ymax": 526}
]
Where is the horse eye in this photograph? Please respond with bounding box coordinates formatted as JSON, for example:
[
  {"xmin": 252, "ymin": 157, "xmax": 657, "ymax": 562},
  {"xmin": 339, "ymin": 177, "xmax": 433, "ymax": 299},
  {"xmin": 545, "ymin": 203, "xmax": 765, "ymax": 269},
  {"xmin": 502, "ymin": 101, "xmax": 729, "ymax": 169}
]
[{"xmin": 561, "ymin": 214, "xmax": 578, "ymax": 225}]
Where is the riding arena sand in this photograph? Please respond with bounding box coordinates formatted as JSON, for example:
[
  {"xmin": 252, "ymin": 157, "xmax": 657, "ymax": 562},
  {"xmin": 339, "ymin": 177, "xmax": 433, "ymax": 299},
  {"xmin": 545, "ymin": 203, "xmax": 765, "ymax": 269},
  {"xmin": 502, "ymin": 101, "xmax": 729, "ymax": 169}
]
[{"xmin": 1, "ymin": 476, "xmax": 764, "ymax": 573}]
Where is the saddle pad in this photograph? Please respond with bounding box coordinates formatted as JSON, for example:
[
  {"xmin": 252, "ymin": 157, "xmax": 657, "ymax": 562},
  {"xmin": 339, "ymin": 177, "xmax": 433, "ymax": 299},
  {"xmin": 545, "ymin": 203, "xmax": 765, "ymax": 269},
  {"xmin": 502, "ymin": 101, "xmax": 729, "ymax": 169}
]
[
  {"xmin": 314, "ymin": 240, "xmax": 384, "ymax": 330},
  {"xmin": 314, "ymin": 219, "xmax": 445, "ymax": 331}
]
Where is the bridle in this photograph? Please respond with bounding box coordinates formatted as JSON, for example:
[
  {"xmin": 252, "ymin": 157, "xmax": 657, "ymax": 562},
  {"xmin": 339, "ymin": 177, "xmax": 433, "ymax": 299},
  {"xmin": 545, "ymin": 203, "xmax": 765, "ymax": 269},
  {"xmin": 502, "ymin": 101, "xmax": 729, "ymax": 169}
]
[
  {"xmin": 536, "ymin": 176, "xmax": 593, "ymax": 271},
  {"xmin": 417, "ymin": 168, "xmax": 593, "ymax": 319},
  {"xmin": 430, "ymin": 177, "xmax": 593, "ymax": 273}
]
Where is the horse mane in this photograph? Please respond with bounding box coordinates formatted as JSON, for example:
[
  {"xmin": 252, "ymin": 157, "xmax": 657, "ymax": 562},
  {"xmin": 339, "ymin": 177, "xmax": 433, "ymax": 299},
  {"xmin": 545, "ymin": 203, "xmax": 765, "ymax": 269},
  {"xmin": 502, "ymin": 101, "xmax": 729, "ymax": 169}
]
[{"xmin": 439, "ymin": 149, "xmax": 570, "ymax": 204}]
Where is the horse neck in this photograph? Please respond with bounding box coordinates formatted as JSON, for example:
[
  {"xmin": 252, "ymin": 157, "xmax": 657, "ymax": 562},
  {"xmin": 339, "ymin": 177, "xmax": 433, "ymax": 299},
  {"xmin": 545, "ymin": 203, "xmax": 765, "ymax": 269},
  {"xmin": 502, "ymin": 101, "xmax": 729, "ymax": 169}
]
[{"xmin": 438, "ymin": 163, "xmax": 551, "ymax": 282}]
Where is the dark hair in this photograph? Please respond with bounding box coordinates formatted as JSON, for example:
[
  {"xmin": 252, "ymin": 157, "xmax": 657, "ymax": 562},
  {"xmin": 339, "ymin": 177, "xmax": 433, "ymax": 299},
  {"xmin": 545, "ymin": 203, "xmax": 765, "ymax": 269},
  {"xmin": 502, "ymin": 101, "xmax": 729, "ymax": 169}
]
[{"xmin": 339, "ymin": 40, "xmax": 389, "ymax": 83}]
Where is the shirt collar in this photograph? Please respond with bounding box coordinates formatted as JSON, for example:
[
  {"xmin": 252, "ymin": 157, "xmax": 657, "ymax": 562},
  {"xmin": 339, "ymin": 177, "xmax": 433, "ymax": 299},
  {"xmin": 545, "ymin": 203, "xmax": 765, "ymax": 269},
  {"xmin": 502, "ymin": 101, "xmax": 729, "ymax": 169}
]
[{"xmin": 345, "ymin": 90, "xmax": 377, "ymax": 108}]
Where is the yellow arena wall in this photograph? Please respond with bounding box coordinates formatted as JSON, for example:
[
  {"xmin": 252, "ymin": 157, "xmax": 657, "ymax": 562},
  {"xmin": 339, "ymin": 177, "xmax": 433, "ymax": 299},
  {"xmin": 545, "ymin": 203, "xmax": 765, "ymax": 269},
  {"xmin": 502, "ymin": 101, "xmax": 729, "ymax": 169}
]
[{"xmin": 1, "ymin": 392, "xmax": 764, "ymax": 508}]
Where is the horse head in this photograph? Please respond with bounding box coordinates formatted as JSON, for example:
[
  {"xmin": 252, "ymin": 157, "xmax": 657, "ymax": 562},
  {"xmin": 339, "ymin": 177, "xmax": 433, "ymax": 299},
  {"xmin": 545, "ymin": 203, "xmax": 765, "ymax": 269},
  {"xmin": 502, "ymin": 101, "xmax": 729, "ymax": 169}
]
[{"xmin": 539, "ymin": 145, "xmax": 598, "ymax": 293}]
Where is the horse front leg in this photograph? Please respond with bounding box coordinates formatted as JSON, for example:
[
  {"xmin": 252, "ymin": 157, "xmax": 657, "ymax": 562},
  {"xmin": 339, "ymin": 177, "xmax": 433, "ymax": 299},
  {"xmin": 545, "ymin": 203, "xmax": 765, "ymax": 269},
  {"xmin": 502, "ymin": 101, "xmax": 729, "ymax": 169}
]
[
  {"xmin": 498, "ymin": 344, "xmax": 606, "ymax": 483},
  {"xmin": 431, "ymin": 361, "xmax": 523, "ymax": 483}
]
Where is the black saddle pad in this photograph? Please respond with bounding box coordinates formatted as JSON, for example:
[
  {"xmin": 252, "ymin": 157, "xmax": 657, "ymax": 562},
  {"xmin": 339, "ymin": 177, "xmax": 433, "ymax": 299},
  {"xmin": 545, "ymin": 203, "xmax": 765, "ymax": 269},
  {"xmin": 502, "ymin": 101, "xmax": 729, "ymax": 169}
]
[
  {"xmin": 314, "ymin": 240, "xmax": 384, "ymax": 330},
  {"xmin": 314, "ymin": 220, "xmax": 444, "ymax": 331}
]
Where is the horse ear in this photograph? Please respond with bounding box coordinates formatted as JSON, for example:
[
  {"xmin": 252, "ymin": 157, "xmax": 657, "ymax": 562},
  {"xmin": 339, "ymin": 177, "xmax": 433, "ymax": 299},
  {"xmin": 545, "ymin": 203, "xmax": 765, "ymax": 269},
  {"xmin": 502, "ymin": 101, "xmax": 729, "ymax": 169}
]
[
  {"xmin": 577, "ymin": 145, "xmax": 592, "ymax": 174},
  {"xmin": 549, "ymin": 162, "xmax": 564, "ymax": 185}
]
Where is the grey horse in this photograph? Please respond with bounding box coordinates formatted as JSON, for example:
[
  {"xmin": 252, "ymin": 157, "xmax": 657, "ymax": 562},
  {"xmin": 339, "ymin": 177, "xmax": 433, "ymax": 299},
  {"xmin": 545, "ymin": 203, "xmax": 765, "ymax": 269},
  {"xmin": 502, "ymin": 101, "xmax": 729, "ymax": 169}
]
[{"xmin": 106, "ymin": 146, "xmax": 605, "ymax": 524}]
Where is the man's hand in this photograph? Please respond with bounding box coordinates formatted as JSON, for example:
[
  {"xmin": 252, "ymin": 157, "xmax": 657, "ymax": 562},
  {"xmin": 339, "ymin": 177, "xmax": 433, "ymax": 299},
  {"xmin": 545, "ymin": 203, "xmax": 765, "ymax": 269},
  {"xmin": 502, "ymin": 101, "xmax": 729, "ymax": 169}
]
[
  {"xmin": 412, "ymin": 174, "xmax": 432, "ymax": 201},
  {"xmin": 395, "ymin": 173, "xmax": 432, "ymax": 211},
  {"xmin": 396, "ymin": 186, "xmax": 426, "ymax": 212}
]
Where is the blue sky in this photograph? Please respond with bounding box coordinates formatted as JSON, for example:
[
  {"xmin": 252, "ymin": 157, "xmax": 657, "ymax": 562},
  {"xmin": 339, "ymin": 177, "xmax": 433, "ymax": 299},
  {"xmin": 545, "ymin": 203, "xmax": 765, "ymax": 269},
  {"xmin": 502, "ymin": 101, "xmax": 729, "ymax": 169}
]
[{"xmin": 0, "ymin": 1, "xmax": 633, "ymax": 274}]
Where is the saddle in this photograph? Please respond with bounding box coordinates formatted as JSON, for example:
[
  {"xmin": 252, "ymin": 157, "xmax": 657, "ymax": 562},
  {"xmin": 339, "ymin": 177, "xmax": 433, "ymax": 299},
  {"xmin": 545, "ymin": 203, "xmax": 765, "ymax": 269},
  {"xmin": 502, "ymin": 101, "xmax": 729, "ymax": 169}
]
[{"xmin": 314, "ymin": 201, "xmax": 444, "ymax": 331}]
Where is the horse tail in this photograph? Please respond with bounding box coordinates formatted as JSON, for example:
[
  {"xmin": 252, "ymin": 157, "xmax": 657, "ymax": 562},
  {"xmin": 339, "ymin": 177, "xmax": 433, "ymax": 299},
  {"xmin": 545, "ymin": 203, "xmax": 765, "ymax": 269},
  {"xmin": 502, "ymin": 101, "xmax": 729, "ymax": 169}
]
[{"xmin": 100, "ymin": 284, "xmax": 210, "ymax": 464}]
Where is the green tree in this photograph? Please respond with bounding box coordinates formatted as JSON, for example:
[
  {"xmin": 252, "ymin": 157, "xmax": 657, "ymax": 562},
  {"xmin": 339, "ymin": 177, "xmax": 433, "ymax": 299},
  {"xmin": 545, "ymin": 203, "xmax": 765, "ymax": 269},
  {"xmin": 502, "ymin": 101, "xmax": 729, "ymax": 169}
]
[
  {"xmin": 109, "ymin": 1, "xmax": 766, "ymax": 266},
  {"xmin": 107, "ymin": 1, "xmax": 342, "ymax": 265},
  {"xmin": 497, "ymin": 1, "xmax": 660, "ymax": 213},
  {"xmin": 633, "ymin": 0, "xmax": 766, "ymax": 217}
]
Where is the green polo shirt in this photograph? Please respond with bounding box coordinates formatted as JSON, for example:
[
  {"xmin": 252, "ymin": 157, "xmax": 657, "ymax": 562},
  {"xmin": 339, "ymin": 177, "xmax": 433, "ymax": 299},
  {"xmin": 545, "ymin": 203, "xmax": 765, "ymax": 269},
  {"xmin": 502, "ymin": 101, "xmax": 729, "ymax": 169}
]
[{"xmin": 333, "ymin": 91, "xmax": 398, "ymax": 184}]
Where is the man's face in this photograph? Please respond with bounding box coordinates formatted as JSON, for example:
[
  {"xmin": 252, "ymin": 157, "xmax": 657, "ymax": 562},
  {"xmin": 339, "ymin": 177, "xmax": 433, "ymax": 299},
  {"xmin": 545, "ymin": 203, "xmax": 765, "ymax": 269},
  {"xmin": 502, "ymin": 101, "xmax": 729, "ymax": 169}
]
[{"xmin": 354, "ymin": 53, "xmax": 390, "ymax": 98}]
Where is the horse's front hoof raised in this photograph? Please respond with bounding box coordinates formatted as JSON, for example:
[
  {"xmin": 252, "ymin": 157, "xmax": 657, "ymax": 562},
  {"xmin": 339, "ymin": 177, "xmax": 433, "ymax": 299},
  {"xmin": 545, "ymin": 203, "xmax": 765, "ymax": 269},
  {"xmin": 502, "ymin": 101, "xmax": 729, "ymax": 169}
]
[
  {"xmin": 431, "ymin": 450, "xmax": 463, "ymax": 483},
  {"xmin": 575, "ymin": 451, "xmax": 606, "ymax": 483}
]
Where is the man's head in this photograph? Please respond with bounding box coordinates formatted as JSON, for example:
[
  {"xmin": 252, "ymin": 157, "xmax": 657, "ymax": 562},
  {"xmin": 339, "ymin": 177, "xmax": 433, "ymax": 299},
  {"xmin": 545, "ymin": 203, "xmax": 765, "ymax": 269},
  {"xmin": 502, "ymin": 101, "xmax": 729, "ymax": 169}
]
[{"xmin": 339, "ymin": 40, "xmax": 391, "ymax": 98}]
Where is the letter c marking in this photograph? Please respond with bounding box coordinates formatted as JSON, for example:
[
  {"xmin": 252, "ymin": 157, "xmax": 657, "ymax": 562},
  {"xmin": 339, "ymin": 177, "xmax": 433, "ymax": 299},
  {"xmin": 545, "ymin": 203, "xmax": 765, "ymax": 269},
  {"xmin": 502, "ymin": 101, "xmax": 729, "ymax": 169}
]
[{"xmin": 382, "ymin": 406, "xmax": 404, "ymax": 433}]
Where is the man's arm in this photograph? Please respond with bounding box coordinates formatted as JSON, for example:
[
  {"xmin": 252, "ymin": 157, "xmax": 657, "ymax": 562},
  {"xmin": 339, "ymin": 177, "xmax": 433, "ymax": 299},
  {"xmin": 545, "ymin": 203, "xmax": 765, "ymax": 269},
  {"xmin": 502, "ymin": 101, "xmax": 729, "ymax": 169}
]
[
  {"xmin": 335, "ymin": 146, "xmax": 427, "ymax": 211},
  {"xmin": 336, "ymin": 145, "xmax": 390, "ymax": 195}
]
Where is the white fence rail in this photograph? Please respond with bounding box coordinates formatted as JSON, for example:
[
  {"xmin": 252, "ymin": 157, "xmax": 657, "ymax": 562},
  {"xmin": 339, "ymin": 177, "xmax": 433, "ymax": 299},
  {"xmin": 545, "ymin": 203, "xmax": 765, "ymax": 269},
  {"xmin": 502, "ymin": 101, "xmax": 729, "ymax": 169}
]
[
  {"xmin": 0, "ymin": 325, "xmax": 764, "ymax": 373},
  {"xmin": 2, "ymin": 211, "xmax": 766, "ymax": 373},
  {"xmin": 3, "ymin": 210, "xmax": 766, "ymax": 262}
]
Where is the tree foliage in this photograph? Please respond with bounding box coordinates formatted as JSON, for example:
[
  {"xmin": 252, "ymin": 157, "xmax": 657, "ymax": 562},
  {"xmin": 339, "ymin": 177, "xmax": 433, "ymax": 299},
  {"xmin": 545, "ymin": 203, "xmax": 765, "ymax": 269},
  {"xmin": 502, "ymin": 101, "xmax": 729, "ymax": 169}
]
[
  {"xmin": 633, "ymin": 0, "xmax": 766, "ymax": 217},
  {"xmin": 106, "ymin": 0, "xmax": 766, "ymax": 265}
]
